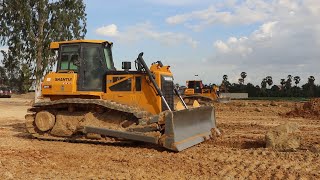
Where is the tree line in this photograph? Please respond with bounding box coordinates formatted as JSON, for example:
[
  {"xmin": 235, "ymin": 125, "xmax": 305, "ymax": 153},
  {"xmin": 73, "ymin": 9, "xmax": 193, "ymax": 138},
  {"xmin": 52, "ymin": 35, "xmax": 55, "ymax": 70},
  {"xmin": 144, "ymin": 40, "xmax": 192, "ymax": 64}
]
[
  {"xmin": 221, "ymin": 73, "xmax": 319, "ymax": 97},
  {"xmin": 0, "ymin": 0, "xmax": 86, "ymax": 96}
]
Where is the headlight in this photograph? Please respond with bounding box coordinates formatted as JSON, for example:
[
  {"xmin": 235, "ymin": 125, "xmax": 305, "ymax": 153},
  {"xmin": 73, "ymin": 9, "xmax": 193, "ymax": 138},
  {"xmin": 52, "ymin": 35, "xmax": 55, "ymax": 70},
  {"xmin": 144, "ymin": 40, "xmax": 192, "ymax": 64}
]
[{"xmin": 43, "ymin": 85, "xmax": 52, "ymax": 89}]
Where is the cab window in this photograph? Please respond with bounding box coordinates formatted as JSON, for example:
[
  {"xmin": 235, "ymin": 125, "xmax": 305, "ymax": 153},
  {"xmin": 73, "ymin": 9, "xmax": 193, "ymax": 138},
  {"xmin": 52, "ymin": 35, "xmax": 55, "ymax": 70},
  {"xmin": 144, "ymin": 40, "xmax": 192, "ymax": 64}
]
[
  {"xmin": 103, "ymin": 45, "xmax": 115, "ymax": 70},
  {"xmin": 58, "ymin": 45, "xmax": 80, "ymax": 71}
]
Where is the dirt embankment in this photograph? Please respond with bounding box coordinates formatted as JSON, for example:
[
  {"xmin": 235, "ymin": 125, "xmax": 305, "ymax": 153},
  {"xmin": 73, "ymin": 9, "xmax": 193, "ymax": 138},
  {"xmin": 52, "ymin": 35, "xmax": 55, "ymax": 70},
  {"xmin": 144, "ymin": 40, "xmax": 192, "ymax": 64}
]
[{"xmin": 283, "ymin": 98, "xmax": 320, "ymax": 119}]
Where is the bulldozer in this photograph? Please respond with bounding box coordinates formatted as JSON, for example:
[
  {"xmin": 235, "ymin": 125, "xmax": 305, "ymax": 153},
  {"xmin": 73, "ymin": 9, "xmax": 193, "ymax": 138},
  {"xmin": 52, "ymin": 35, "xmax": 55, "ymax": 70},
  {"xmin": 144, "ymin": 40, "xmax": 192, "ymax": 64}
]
[
  {"xmin": 25, "ymin": 40, "xmax": 217, "ymax": 152},
  {"xmin": 182, "ymin": 80, "xmax": 231, "ymax": 105}
]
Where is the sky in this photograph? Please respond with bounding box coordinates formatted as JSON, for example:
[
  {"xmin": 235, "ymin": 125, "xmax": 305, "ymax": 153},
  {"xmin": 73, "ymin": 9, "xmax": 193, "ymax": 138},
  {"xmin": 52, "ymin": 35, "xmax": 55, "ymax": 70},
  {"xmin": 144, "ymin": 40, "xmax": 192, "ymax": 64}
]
[{"xmin": 2, "ymin": 0, "xmax": 320, "ymax": 86}]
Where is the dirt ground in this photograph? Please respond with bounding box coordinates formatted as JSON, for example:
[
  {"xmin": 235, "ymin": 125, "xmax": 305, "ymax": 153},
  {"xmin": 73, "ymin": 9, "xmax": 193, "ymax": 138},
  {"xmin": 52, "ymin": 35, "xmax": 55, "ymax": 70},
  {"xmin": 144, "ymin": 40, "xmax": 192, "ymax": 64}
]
[{"xmin": 0, "ymin": 96, "xmax": 319, "ymax": 179}]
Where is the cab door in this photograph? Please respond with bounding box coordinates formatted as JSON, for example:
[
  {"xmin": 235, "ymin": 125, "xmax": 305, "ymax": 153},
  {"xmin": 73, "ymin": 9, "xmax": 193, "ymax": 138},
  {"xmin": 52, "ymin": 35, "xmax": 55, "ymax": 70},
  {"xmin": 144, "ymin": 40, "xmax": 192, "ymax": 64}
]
[{"xmin": 77, "ymin": 43, "xmax": 107, "ymax": 91}]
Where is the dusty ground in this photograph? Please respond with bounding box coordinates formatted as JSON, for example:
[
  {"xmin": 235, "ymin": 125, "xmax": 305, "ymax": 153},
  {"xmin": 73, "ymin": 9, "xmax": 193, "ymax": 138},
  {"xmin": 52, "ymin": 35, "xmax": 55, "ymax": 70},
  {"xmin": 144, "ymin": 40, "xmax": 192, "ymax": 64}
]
[{"xmin": 0, "ymin": 96, "xmax": 320, "ymax": 179}]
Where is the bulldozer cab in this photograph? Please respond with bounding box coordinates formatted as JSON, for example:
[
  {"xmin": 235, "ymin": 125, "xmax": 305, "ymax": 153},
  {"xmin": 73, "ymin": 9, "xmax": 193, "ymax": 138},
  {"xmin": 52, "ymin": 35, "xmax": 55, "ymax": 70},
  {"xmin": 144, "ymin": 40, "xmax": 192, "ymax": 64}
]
[
  {"xmin": 52, "ymin": 40, "xmax": 115, "ymax": 92},
  {"xmin": 187, "ymin": 80, "xmax": 203, "ymax": 93}
]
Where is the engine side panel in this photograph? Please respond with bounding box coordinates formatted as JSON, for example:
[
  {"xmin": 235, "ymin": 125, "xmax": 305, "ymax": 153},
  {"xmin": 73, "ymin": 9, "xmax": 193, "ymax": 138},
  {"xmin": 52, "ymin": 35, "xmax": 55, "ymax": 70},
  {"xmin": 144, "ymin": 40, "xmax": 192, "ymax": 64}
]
[{"xmin": 41, "ymin": 69, "xmax": 174, "ymax": 115}]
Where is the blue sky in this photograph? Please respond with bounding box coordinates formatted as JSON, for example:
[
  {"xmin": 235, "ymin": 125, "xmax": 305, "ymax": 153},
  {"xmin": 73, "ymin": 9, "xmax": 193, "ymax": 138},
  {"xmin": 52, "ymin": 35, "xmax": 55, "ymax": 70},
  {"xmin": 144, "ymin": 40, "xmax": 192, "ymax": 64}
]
[
  {"xmin": 84, "ymin": 0, "xmax": 320, "ymax": 86},
  {"xmin": 2, "ymin": 0, "xmax": 320, "ymax": 87}
]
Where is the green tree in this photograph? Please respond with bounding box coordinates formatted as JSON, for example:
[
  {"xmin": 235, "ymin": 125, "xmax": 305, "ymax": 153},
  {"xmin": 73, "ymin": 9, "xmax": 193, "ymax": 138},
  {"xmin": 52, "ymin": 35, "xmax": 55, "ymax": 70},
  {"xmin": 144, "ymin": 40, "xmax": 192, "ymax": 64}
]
[
  {"xmin": 270, "ymin": 85, "xmax": 280, "ymax": 97},
  {"xmin": 266, "ymin": 76, "xmax": 273, "ymax": 88},
  {"xmin": 240, "ymin": 72, "xmax": 247, "ymax": 84},
  {"xmin": 223, "ymin": 75, "xmax": 228, "ymax": 82},
  {"xmin": 261, "ymin": 78, "xmax": 267, "ymax": 89},
  {"xmin": 0, "ymin": 66, "xmax": 8, "ymax": 85},
  {"xmin": 19, "ymin": 63, "xmax": 33, "ymax": 93},
  {"xmin": 246, "ymin": 83, "xmax": 259, "ymax": 97},
  {"xmin": 308, "ymin": 76, "xmax": 316, "ymax": 97},
  {"xmin": 1, "ymin": 48, "xmax": 20, "ymax": 88},
  {"xmin": 221, "ymin": 75, "xmax": 230, "ymax": 92},
  {"xmin": 285, "ymin": 75, "xmax": 292, "ymax": 90},
  {"xmin": 294, "ymin": 76, "xmax": 300, "ymax": 87},
  {"xmin": 308, "ymin": 76, "xmax": 315, "ymax": 85},
  {"xmin": 302, "ymin": 76, "xmax": 316, "ymax": 97},
  {"xmin": 238, "ymin": 78, "xmax": 244, "ymax": 85},
  {"xmin": 280, "ymin": 79, "xmax": 286, "ymax": 89},
  {"xmin": 0, "ymin": 0, "xmax": 86, "ymax": 100}
]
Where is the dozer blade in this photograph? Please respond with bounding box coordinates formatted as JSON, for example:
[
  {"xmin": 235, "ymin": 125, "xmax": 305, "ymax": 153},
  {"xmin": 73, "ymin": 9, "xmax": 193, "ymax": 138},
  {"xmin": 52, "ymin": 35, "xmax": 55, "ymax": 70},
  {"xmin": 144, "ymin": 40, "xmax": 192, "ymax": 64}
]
[
  {"xmin": 161, "ymin": 106, "xmax": 216, "ymax": 151},
  {"xmin": 80, "ymin": 106, "xmax": 216, "ymax": 152}
]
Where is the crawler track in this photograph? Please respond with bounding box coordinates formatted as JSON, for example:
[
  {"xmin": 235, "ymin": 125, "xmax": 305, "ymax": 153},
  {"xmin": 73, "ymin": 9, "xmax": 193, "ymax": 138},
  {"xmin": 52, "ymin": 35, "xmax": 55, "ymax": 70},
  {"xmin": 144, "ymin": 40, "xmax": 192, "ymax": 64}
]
[{"xmin": 25, "ymin": 98, "xmax": 157, "ymax": 144}]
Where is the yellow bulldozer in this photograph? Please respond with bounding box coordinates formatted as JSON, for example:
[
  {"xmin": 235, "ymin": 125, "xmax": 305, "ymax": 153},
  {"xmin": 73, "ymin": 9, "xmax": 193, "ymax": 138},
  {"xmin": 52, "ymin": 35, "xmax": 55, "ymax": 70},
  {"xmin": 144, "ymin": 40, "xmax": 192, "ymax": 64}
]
[
  {"xmin": 25, "ymin": 40, "xmax": 217, "ymax": 152},
  {"xmin": 182, "ymin": 80, "xmax": 231, "ymax": 105}
]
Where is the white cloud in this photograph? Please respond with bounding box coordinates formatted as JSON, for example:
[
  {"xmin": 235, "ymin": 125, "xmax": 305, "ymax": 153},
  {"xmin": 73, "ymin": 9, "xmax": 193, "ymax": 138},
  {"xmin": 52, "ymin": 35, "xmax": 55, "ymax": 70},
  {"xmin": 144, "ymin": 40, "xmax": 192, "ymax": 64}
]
[
  {"xmin": 95, "ymin": 22, "xmax": 198, "ymax": 48},
  {"xmin": 95, "ymin": 24, "xmax": 119, "ymax": 37},
  {"xmin": 209, "ymin": 0, "xmax": 320, "ymax": 85},
  {"xmin": 228, "ymin": 37, "xmax": 238, "ymax": 44},
  {"xmin": 213, "ymin": 40, "xmax": 230, "ymax": 53},
  {"xmin": 214, "ymin": 35, "xmax": 253, "ymax": 57},
  {"xmin": 166, "ymin": 1, "xmax": 271, "ymax": 30},
  {"xmin": 152, "ymin": 0, "xmax": 320, "ymax": 85},
  {"xmin": 252, "ymin": 21, "xmax": 278, "ymax": 41},
  {"xmin": 304, "ymin": 0, "xmax": 320, "ymax": 15},
  {"xmin": 143, "ymin": 0, "xmax": 211, "ymax": 6}
]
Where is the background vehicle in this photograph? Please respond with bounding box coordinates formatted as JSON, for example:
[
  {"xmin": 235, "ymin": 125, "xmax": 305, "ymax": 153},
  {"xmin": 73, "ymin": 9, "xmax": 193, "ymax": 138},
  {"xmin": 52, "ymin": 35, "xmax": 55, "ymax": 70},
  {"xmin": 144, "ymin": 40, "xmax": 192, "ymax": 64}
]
[
  {"xmin": 25, "ymin": 40, "xmax": 217, "ymax": 152},
  {"xmin": 0, "ymin": 86, "xmax": 12, "ymax": 98},
  {"xmin": 183, "ymin": 80, "xmax": 230, "ymax": 104}
]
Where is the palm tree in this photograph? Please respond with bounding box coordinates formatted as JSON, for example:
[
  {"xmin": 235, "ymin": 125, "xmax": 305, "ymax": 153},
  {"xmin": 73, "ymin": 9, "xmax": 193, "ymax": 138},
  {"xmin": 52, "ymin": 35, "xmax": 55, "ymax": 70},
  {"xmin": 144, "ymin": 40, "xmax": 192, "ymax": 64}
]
[
  {"xmin": 261, "ymin": 78, "xmax": 267, "ymax": 89},
  {"xmin": 308, "ymin": 76, "xmax": 315, "ymax": 85},
  {"xmin": 280, "ymin": 79, "xmax": 286, "ymax": 88},
  {"xmin": 223, "ymin": 75, "xmax": 228, "ymax": 82},
  {"xmin": 285, "ymin": 75, "xmax": 293, "ymax": 89},
  {"xmin": 304, "ymin": 76, "xmax": 316, "ymax": 97},
  {"xmin": 293, "ymin": 76, "xmax": 300, "ymax": 86},
  {"xmin": 266, "ymin": 76, "xmax": 273, "ymax": 88},
  {"xmin": 240, "ymin": 72, "xmax": 247, "ymax": 84},
  {"xmin": 238, "ymin": 78, "xmax": 244, "ymax": 85}
]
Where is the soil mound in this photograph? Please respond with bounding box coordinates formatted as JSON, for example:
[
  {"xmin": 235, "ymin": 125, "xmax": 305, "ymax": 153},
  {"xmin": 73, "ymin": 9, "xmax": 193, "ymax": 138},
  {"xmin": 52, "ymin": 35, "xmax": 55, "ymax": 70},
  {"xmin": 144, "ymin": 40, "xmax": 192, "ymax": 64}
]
[
  {"xmin": 282, "ymin": 98, "xmax": 320, "ymax": 119},
  {"xmin": 265, "ymin": 122, "xmax": 300, "ymax": 151}
]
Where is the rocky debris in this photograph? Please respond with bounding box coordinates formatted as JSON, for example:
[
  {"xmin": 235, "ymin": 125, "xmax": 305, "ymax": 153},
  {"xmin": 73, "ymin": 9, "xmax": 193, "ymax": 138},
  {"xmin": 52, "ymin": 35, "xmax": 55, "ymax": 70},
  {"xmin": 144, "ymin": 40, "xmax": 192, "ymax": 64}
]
[
  {"xmin": 270, "ymin": 101, "xmax": 277, "ymax": 106},
  {"xmin": 236, "ymin": 102, "xmax": 248, "ymax": 107},
  {"xmin": 265, "ymin": 122, "xmax": 301, "ymax": 151},
  {"xmin": 282, "ymin": 103, "xmax": 290, "ymax": 107},
  {"xmin": 255, "ymin": 108, "xmax": 262, "ymax": 112},
  {"xmin": 310, "ymin": 144, "xmax": 320, "ymax": 153},
  {"xmin": 242, "ymin": 102, "xmax": 249, "ymax": 107},
  {"xmin": 283, "ymin": 98, "xmax": 320, "ymax": 119}
]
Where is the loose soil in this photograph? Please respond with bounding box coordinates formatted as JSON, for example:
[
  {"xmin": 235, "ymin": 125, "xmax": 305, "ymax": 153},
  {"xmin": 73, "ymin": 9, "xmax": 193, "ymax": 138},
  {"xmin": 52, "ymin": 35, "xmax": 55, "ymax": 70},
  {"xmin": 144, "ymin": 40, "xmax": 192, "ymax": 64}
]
[
  {"xmin": 0, "ymin": 97, "xmax": 319, "ymax": 179},
  {"xmin": 283, "ymin": 98, "xmax": 320, "ymax": 119}
]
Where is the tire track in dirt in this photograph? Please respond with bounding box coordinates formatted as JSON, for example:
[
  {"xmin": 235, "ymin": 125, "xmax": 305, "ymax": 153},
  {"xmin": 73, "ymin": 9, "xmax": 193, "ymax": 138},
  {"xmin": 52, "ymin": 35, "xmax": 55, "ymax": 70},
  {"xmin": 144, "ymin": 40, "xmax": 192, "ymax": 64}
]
[{"xmin": 1, "ymin": 98, "xmax": 320, "ymax": 179}]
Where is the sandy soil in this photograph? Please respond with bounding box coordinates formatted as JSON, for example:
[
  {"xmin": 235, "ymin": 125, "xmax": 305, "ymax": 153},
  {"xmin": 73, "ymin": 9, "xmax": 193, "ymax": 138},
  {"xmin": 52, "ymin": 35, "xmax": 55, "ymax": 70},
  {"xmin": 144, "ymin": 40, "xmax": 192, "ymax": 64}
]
[{"xmin": 0, "ymin": 97, "xmax": 319, "ymax": 179}]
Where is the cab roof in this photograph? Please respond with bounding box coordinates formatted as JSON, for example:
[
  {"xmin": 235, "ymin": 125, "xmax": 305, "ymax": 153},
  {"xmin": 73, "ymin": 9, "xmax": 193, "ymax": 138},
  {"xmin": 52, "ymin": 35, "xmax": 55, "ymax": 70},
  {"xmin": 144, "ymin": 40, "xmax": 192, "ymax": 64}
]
[{"xmin": 50, "ymin": 40, "xmax": 113, "ymax": 50}]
